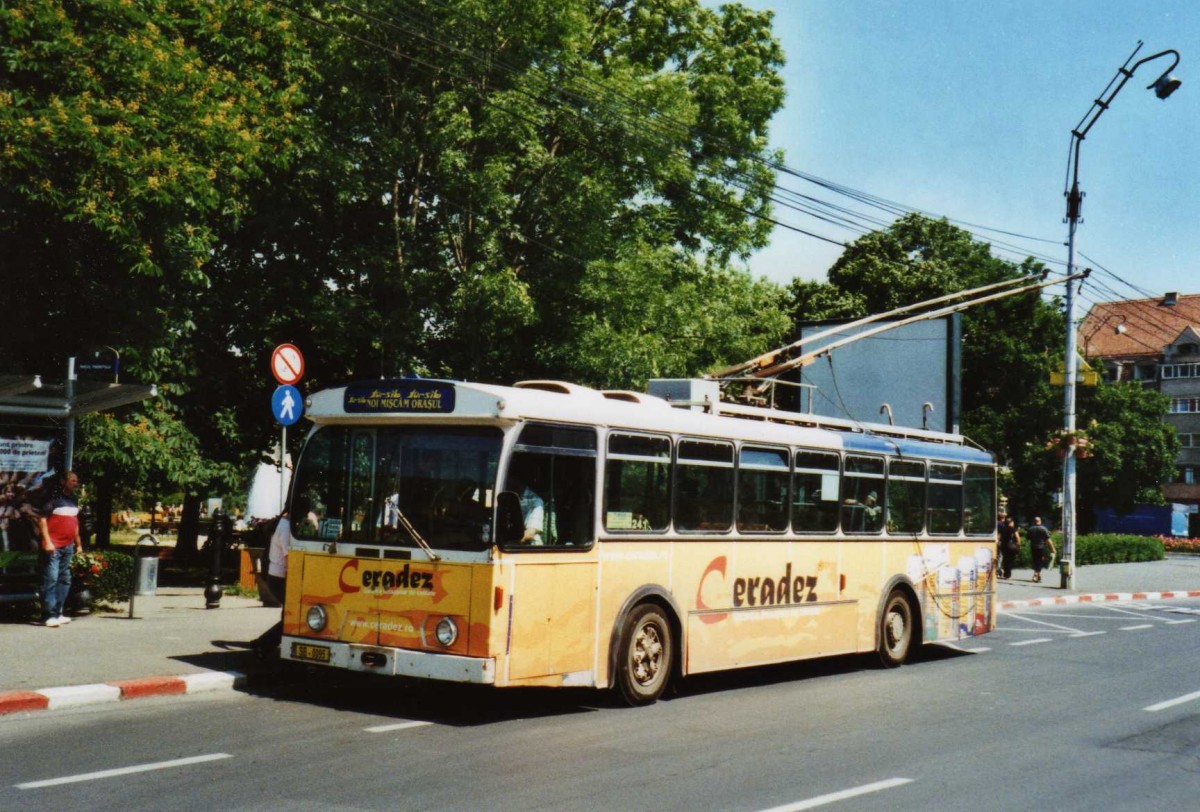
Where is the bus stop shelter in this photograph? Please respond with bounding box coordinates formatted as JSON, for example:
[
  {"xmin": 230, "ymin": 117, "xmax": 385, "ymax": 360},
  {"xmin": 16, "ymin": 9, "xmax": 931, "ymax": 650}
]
[{"xmin": 1, "ymin": 372, "xmax": 155, "ymax": 604}]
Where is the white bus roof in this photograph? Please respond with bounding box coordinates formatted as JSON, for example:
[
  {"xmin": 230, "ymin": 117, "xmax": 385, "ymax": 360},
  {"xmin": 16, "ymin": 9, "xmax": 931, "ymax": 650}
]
[{"xmin": 304, "ymin": 378, "xmax": 993, "ymax": 465}]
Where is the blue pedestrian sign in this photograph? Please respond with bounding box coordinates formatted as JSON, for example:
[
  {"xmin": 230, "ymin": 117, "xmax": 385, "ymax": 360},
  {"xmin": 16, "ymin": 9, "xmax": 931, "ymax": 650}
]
[{"xmin": 272, "ymin": 384, "xmax": 303, "ymax": 426}]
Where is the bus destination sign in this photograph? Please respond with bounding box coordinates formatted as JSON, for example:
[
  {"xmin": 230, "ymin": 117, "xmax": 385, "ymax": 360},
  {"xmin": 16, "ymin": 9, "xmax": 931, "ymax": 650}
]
[{"xmin": 344, "ymin": 381, "xmax": 456, "ymax": 414}]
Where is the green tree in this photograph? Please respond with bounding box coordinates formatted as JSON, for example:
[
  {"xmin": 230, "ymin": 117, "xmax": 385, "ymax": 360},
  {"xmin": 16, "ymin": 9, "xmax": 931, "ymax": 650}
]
[
  {"xmin": 0, "ymin": 0, "xmax": 314, "ymax": 552},
  {"xmin": 2, "ymin": 0, "xmax": 790, "ymax": 538},
  {"xmin": 1074, "ymin": 382, "xmax": 1179, "ymax": 527}
]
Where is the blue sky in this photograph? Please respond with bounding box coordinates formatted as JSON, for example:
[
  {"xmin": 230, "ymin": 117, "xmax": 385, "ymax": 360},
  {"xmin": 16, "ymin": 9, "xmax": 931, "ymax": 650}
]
[{"xmin": 733, "ymin": 1, "xmax": 1198, "ymax": 311}]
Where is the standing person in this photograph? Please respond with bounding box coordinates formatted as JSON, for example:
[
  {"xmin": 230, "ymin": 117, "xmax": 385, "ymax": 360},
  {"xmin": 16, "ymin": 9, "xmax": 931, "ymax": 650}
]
[
  {"xmin": 1026, "ymin": 516, "xmax": 1056, "ymax": 583},
  {"xmin": 997, "ymin": 517, "xmax": 1021, "ymax": 580},
  {"xmin": 38, "ymin": 471, "xmax": 83, "ymax": 627},
  {"xmin": 253, "ymin": 512, "xmax": 290, "ymax": 657}
]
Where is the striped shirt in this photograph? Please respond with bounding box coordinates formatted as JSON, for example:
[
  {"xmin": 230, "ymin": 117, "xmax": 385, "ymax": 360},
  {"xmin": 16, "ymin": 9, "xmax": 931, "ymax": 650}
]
[{"xmin": 41, "ymin": 494, "xmax": 80, "ymax": 548}]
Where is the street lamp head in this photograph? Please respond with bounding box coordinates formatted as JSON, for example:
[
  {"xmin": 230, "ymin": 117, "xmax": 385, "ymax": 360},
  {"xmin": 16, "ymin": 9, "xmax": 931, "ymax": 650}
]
[{"xmin": 1150, "ymin": 72, "xmax": 1182, "ymax": 99}]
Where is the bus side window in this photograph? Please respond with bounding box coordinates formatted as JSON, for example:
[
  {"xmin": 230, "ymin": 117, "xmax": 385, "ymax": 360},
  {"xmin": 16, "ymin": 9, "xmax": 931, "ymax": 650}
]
[
  {"xmin": 505, "ymin": 424, "xmax": 597, "ymax": 548},
  {"xmin": 605, "ymin": 433, "xmax": 671, "ymax": 532},
  {"xmin": 792, "ymin": 450, "xmax": 839, "ymax": 533},
  {"xmin": 675, "ymin": 439, "xmax": 734, "ymax": 532},
  {"xmin": 737, "ymin": 446, "xmax": 789, "ymax": 533},
  {"xmin": 840, "ymin": 455, "xmax": 885, "ymax": 533},
  {"xmin": 928, "ymin": 464, "xmax": 963, "ymax": 534}
]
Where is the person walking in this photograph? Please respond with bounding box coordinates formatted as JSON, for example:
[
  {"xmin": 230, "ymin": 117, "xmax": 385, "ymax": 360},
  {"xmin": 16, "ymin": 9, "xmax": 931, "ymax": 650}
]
[
  {"xmin": 1026, "ymin": 516, "xmax": 1056, "ymax": 583},
  {"xmin": 997, "ymin": 516, "xmax": 1020, "ymax": 579},
  {"xmin": 38, "ymin": 471, "xmax": 83, "ymax": 627},
  {"xmin": 253, "ymin": 512, "xmax": 290, "ymax": 657}
]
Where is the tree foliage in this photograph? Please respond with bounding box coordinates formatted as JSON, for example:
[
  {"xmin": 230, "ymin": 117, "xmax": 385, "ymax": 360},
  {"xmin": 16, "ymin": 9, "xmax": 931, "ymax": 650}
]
[{"xmin": 2, "ymin": 1, "xmax": 791, "ymax": 504}]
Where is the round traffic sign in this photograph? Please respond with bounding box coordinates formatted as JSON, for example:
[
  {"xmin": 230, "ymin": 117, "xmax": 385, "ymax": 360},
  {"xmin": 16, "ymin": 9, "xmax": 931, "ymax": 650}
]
[
  {"xmin": 271, "ymin": 384, "xmax": 303, "ymax": 426},
  {"xmin": 271, "ymin": 343, "xmax": 305, "ymax": 385}
]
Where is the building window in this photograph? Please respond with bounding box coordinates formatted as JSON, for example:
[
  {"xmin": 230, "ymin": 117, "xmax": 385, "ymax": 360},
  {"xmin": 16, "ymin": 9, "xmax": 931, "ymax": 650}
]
[
  {"xmin": 1171, "ymin": 399, "xmax": 1200, "ymax": 414},
  {"xmin": 1162, "ymin": 363, "xmax": 1200, "ymax": 379}
]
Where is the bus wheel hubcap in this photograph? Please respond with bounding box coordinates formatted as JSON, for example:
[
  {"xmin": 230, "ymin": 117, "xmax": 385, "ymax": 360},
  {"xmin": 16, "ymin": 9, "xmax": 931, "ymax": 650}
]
[
  {"xmin": 633, "ymin": 624, "xmax": 663, "ymax": 685},
  {"xmin": 887, "ymin": 612, "xmax": 905, "ymax": 649}
]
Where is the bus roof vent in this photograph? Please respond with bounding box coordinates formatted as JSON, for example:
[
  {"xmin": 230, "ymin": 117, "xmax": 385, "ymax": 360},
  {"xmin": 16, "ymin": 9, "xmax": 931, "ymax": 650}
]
[
  {"xmin": 514, "ymin": 380, "xmax": 600, "ymax": 398},
  {"xmin": 601, "ymin": 390, "xmax": 672, "ymax": 407}
]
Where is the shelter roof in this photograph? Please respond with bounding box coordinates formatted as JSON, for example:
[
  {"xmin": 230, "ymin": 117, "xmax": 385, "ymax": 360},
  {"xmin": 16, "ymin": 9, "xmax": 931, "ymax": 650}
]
[{"xmin": 0, "ymin": 376, "xmax": 156, "ymax": 419}]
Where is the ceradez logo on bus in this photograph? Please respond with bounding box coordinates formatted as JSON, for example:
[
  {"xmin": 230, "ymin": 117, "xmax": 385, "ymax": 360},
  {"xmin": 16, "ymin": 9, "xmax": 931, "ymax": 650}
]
[
  {"xmin": 339, "ymin": 559, "xmax": 436, "ymax": 595},
  {"xmin": 695, "ymin": 556, "xmax": 819, "ymax": 624}
]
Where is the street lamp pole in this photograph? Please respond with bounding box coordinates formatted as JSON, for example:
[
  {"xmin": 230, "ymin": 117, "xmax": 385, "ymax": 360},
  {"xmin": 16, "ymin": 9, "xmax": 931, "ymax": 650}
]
[{"xmin": 1061, "ymin": 42, "xmax": 1181, "ymax": 590}]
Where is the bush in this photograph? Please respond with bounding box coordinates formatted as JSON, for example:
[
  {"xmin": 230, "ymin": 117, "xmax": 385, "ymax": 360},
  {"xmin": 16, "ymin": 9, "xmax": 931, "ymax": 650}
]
[
  {"xmin": 1013, "ymin": 533, "xmax": 1165, "ymax": 567},
  {"xmin": 72, "ymin": 550, "xmax": 134, "ymax": 604}
]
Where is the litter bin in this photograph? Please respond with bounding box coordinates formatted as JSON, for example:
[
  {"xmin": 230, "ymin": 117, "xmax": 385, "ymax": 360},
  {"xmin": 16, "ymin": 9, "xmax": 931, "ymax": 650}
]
[{"xmin": 133, "ymin": 535, "xmax": 159, "ymax": 596}]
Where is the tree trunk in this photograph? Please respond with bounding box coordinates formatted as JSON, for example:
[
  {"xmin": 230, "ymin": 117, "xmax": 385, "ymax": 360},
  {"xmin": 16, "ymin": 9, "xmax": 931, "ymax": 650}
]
[
  {"xmin": 176, "ymin": 493, "xmax": 202, "ymax": 560},
  {"xmin": 93, "ymin": 474, "xmax": 113, "ymax": 549}
]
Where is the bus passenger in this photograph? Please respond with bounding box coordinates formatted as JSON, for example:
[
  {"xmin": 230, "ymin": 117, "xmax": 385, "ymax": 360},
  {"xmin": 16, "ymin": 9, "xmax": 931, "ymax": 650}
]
[{"xmin": 508, "ymin": 473, "xmax": 544, "ymax": 545}]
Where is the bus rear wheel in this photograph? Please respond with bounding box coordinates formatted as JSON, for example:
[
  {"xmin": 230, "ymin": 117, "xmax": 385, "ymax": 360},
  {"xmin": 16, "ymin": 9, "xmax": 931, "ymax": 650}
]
[
  {"xmin": 877, "ymin": 590, "xmax": 914, "ymax": 668},
  {"xmin": 616, "ymin": 604, "xmax": 673, "ymax": 706}
]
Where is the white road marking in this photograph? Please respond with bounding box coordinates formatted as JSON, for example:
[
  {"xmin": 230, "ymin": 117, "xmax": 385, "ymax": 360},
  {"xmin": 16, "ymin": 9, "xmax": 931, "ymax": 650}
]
[
  {"xmin": 1002, "ymin": 614, "xmax": 1093, "ymax": 634},
  {"xmin": 1164, "ymin": 619, "xmax": 1197, "ymax": 625},
  {"xmin": 1010, "ymin": 638, "xmax": 1053, "ymax": 647},
  {"xmin": 364, "ymin": 720, "xmax": 432, "ymax": 733},
  {"xmin": 1144, "ymin": 690, "xmax": 1200, "ymax": 713},
  {"xmin": 757, "ymin": 777, "xmax": 914, "ymax": 811},
  {"xmin": 935, "ymin": 642, "xmax": 990, "ymax": 654},
  {"xmin": 1120, "ymin": 624, "xmax": 1153, "ymax": 631},
  {"xmin": 16, "ymin": 753, "xmax": 232, "ymax": 790}
]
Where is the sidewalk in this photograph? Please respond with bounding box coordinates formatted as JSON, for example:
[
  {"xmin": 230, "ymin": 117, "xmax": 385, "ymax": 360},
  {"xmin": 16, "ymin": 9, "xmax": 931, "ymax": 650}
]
[
  {"xmin": 2, "ymin": 556, "xmax": 1199, "ymax": 715},
  {"xmin": 0, "ymin": 587, "xmax": 278, "ymax": 714},
  {"xmin": 996, "ymin": 554, "xmax": 1200, "ymax": 607}
]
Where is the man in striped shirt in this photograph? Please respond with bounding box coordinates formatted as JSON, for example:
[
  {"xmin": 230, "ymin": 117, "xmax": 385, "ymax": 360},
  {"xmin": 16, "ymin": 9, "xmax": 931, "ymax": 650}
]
[{"xmin": 38, "ymin": 471, "xmax": 82, "ymax": 627}]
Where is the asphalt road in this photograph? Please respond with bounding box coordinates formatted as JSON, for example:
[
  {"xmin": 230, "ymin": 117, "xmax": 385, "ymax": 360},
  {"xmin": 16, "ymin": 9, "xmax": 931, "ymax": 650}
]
[{"xmin": 3, "ymin": 599, "xmax": 1200, "ymax": 812}]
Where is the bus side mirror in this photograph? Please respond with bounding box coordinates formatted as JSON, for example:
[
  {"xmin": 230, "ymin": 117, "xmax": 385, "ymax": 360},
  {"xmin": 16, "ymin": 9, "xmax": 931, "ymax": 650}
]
[{"xmin": 496, "ymin": 491, "xmax": 523, "ymax": 546}]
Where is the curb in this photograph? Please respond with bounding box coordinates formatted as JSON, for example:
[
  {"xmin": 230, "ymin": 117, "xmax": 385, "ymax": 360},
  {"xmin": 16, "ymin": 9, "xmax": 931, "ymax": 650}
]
[
  {"xmin": 0, "ymin": 671, "xmax": 246, "ymax": 716},
  {"xmin": 1000, "ymin": 590, "xmax": 1200, "ymax": 610}
]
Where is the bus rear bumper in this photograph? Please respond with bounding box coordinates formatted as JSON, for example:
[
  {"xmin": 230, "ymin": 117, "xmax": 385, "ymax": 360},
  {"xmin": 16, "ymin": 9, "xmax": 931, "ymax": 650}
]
[{"xmin": 281, "ymin": 636, "xmax": 496, "ymax": 684}]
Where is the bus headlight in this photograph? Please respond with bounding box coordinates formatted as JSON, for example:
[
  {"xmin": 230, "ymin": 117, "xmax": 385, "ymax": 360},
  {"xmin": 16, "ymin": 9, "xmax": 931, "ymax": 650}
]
[
  {"xmin": 306, "ymin": 605, "xmax": 328, "ymax": 632},
  {"xmin": 435, "ymin": 617, "xmax": 458, "ymax": 647}
]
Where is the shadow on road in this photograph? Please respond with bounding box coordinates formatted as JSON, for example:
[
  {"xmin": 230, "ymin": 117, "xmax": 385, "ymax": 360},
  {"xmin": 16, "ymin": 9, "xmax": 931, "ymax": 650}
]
[{"xmin": 180, "ymin": 639, "xmax": 972, "ymax": 727}]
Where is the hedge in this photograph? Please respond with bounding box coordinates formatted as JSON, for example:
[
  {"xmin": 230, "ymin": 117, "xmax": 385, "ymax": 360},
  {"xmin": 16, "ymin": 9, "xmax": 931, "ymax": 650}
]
[{"xmin": 1012, "ymin": 533, "xmax": 1165, "ymax": 568}]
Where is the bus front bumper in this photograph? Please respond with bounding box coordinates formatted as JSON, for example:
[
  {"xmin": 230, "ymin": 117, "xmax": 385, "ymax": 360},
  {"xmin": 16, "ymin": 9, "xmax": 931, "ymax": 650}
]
[{"xmin": 281, "ymin": 636, "xmax": 496, "ymax": 684}]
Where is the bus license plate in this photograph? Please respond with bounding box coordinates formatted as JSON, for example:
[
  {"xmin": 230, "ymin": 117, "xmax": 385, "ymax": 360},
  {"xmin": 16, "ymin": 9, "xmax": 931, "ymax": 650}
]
[{"xmin": 291, "ymin": 643, "xmax": 332, "ymax": 663}]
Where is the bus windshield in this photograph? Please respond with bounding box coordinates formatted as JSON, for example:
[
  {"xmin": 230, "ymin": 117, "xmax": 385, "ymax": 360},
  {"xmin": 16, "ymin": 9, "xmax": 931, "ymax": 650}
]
[{"xmin": 290, "ymin": 425, "xmax": 502, "ymax": 551}]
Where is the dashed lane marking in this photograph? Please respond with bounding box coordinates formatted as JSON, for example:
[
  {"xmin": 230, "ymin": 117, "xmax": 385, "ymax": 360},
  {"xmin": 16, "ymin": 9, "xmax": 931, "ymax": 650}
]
[
  {"xmin": 1120, "ymin": 624, "xmax": 1154, "ymax": 631},
  {"xmin": 757, "ymin": 777, "xmax": 914, "ymax": 811},
  {"xmin": 1144, "ymin": 690, "xmax": 1200, "ymax": 713},
  {"xmin": 365, "ymin": 721, "xmax": 433, "ymax": 733},
  {"xmin": 16, "ymin": 753, "xmax": 232, "ymax": 790},
  {"xmin": 1010, "ymin": 638, "xmax": 1053, "ymax": 647}
]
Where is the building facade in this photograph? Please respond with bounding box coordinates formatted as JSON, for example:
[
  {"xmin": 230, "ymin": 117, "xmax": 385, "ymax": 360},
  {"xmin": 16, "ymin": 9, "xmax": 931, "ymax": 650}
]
[{"xmin": 1080, "ymin": 293, "xmax": 1200, "ymax": 508}]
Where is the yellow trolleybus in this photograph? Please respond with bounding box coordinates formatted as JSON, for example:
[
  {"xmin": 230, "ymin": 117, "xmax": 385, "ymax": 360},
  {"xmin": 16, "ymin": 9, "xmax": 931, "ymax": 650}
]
[{"xmin": 280, "ymin": 377, "xmax": 996, "ymax": 704}]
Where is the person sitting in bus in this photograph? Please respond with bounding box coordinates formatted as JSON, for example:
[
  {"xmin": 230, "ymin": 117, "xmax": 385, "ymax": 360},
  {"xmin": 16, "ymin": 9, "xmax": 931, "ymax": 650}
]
[{"xmin": 508, "ymin": 473, "xmax": 545, "ymax": 545}]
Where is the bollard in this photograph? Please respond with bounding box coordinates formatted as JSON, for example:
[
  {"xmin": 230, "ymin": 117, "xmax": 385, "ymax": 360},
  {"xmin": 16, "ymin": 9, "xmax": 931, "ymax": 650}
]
[{"xmin": 204, "ymin": 510, "xmax": 229, "ymax": 608}]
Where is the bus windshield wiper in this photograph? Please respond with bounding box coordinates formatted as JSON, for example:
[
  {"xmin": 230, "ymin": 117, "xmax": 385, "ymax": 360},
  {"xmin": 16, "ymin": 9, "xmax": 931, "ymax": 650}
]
[{"xmin": 392, "ymin": 506, "xmax": 441, "ymax": 562}]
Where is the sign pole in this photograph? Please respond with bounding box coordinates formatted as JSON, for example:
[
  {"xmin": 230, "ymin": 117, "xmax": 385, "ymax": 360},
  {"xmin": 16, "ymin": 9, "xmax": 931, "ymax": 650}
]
[{"xmin": 280, "ymin": 425, "xmax": 286, "ymax": 515}]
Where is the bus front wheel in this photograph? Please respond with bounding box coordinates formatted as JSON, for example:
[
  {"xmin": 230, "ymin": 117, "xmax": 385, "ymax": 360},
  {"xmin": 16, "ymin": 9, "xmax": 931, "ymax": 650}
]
[
  {"xmin": 616, "ymin": 604, "xmax": 673, "ymax": 706},
  {"xmin": 877, "ymin": 590, "xmax": 914, "ymax": 668}
]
